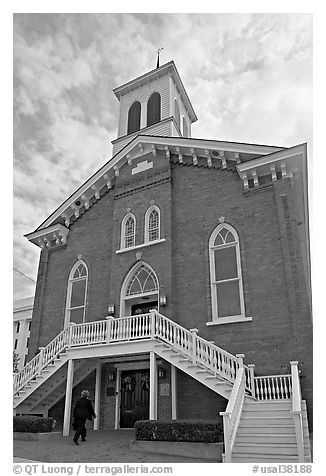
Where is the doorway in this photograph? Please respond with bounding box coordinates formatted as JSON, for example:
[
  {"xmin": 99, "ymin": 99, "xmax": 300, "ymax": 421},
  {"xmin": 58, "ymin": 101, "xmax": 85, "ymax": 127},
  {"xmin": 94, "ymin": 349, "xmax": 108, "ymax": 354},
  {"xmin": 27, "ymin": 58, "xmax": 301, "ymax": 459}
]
[
  {"xmin": 131, "ymin": 301, "xmax": 158, "ymax": 315},
  {"xmin": 120, "ymin": 369, "xmax": 150, "ymax": 428},
  {"xmin": 120, "ymin": 262, "xmax": 160, "ymax": 317}
]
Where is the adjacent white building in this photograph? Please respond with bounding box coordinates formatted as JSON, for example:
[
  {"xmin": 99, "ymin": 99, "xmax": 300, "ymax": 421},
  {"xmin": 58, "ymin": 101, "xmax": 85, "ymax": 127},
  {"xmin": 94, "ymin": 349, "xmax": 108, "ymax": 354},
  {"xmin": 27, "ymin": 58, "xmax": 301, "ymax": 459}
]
[{"xmin": 13, "ymin": 297, "xmax": 34, "ymax": 370}]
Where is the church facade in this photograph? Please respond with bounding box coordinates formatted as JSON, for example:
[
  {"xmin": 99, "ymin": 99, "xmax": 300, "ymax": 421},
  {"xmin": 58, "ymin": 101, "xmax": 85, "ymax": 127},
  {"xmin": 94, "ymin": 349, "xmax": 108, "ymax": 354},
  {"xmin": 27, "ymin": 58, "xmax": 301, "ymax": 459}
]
[{"xmin": 14, "ymin": 61, "xmax": 312, "ymax": 462}]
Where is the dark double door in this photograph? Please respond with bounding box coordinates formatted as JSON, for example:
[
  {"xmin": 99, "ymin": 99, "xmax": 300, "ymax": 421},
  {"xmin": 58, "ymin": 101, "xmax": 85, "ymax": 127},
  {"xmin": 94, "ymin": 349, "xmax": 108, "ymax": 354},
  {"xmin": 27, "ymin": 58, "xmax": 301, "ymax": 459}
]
[{"xmin": 120, "ymin": 369, "xmax": 150, "ymax": 428}]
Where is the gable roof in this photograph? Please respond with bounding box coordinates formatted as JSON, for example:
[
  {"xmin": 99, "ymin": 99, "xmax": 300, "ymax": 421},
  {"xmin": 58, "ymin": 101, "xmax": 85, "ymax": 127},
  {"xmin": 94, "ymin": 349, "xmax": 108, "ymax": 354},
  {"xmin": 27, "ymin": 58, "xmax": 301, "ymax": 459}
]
[{"xmin": 29, "ymin": 134, "xmax": 285, "ymax": 234}]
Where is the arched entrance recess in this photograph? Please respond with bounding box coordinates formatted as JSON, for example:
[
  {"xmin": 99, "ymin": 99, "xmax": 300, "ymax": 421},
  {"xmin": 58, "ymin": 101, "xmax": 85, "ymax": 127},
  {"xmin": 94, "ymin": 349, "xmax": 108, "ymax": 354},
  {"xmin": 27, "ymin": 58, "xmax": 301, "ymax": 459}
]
[{"xmin": 120, "ymin": 262, "xmax": 159, "ymax": 317}]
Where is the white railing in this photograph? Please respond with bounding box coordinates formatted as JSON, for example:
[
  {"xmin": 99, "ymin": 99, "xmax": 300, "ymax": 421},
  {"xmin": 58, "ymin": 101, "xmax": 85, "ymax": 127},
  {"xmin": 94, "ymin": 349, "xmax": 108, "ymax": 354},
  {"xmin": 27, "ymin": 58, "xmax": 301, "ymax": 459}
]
[
  {"xmin": 254, "ymin": 374, "xmax": 292, "ymax": 400},
  {"xmin": 14, "ymin": 311, "xmax": 254, "ymax": 396},
  {"xmin": 13, "ymin": 327, "xmax": 70, "ymax": 394},
  {"xmin": 290, "ymin": 361, "xmax": 305, "ymax": 462},
  {"xmin": 220, "ymin": 357, "xmax": 247, "ymax": 463},
  {"xmin": 154, "ymin": 312, "xmax": 253, "ymax": 392}
]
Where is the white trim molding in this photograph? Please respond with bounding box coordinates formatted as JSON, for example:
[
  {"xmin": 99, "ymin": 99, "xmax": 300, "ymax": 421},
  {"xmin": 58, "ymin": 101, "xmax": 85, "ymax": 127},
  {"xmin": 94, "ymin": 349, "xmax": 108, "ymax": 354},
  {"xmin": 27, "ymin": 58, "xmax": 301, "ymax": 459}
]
[
  {"xmin": 64, "ymin": 259, "xmax": 88, "ymax": 328},
  {"xmin": 144, "ymin": 205, "xmax": 161, "ymax": 244},
  {"xmin": 209, "ymin": 223, "xmax": 246, "ymax": 323},
  {"xmin": 120, "ymin": 212, "xmax": 136, "ymax": 250},
  {"xmin": 116, "ymin": 238, "xmax": 165, "ymax": 254}
]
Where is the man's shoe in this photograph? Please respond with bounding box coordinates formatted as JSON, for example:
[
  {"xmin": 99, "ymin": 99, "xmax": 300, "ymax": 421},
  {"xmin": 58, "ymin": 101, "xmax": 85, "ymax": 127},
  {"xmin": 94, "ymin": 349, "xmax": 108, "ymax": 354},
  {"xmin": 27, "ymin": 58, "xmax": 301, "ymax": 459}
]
[
  {"xmin": 73, "ymin": 439, "xmax": 79, "ymax": 445},
  {"xmin": 81, "ymin": 438, "xmax": 86, "ymax": 442}
]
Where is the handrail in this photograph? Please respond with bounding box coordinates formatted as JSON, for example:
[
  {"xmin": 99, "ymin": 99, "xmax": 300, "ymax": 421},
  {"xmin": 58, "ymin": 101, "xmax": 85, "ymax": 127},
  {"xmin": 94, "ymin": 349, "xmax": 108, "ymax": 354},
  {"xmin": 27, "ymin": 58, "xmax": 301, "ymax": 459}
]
[
  {"xmin": 154, "ymin": 312, "xmax": 252, "ymax": 392},
  {"xmin": 14, "ymin": 312, "xmax": 254, "ymax": 397},
  {"xmin": 290, "ymin": 361, "xmax": 305, "ymax": 462},
  {"xmin": 13, "ymin": 326, "xmax": 70, "ymax": 394},
  {"xmin": 220, "ymin": 366, "xmax": 246, "ymax": 462}
]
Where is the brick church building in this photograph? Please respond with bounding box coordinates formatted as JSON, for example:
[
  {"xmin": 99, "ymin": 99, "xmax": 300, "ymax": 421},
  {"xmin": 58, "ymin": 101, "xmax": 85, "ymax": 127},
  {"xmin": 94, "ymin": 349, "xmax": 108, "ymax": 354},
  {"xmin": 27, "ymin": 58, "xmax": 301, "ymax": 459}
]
[{"xmin": 14, "ymin": 61, "xmax": 312, "ymax": 462}]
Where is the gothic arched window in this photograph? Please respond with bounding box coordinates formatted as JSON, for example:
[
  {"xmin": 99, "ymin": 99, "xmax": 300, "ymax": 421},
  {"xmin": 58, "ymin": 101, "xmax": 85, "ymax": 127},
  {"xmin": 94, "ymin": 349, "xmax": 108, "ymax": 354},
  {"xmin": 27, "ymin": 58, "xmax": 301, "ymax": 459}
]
[
  {"xmin": 145, "ymin": 205, "xmax": 160, "ymax": 243},
  {"xmin": 121, "ymin": 213, "xmax": 136, "ymax": 249},
  {"xmin": 127, "ymin": 101, "xmax": 141, "ymax": 135},
  {"xmin": 209, "ymin": 223, "xmax": 245, "ymax": 321},
  {"xmin": 126, "ymin": 264, "xmax": 159, "ymax": 297},
  {"xmin": 65, "ymin": 260, "xmax": 88, "ymax": 326},
  {"xmin": 174, "ymin": 99, "xmax": 181, "ymax": 131},
  {"xmin": 147, "ymin": 92, "xmax": 161, "ymax": 127}
]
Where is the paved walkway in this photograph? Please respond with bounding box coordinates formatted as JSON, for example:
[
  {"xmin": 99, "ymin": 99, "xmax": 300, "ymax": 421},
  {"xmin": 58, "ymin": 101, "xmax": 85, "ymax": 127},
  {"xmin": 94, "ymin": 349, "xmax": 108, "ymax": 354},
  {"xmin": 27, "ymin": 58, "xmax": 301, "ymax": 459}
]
[{"xmin": 13, "ymin": 429, "xmax": 211, "ymax": 464}]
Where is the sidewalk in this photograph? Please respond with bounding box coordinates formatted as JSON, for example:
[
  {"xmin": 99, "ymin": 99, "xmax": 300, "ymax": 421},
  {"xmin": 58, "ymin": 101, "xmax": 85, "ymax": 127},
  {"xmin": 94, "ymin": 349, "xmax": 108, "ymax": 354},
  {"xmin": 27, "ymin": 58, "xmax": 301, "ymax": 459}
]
[{"xmin": 13, "ymin": 429, "xmax": 212, "ymax": 464}]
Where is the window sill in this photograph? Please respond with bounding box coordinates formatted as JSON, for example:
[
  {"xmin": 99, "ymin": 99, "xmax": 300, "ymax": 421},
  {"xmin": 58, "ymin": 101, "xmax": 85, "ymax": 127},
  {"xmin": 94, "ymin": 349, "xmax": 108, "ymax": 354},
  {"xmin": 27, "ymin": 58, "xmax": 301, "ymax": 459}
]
[
  {"xmin": 206, "ymin": 316, "xmax": 252, "ymax": 326},
  {"xmin": 116, "ymin": 238, "xmax": 166, "ymax": 254}
]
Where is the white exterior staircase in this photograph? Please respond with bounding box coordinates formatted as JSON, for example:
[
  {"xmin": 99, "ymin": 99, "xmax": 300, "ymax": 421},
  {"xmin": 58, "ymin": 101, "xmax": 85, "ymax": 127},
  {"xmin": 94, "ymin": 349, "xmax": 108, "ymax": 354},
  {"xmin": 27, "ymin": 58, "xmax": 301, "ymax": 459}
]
[{"xmin": 13, "ymin": 311, "xmax": 311, "ymax": 463}]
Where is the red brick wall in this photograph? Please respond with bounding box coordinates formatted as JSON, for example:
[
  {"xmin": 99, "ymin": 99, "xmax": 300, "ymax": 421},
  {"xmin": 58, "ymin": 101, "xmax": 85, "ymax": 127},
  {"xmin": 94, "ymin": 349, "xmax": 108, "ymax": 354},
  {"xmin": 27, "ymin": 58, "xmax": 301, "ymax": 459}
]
[{"xmin": 31, "ymin": 150, "xmax": 312, "ymax": 427}]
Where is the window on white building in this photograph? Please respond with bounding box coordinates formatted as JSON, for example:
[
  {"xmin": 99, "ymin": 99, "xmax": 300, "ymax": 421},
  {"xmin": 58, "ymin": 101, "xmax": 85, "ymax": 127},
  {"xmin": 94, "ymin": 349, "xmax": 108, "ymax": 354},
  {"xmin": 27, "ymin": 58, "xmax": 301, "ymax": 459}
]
[
  {"xmin": 65, "ymin": 260, "xmax": 88, "ymax": 326},
  {"xmin": 144, "ymin": 206, "xmax": 160, "ymax": 243},
  {"xmin": 127, "ymin": 101, "xmax": 141, "ymax": 134},
  {"xmin": 147, "ymin": 92, "xmax": 161, "ymax": 127},
  {"xmin": 121, "ymin": 213, "xmax": 136, "ymax": 249},
  {"xmin": 209, "ymin": 223, "xmax": 245, "ymax": 321}
]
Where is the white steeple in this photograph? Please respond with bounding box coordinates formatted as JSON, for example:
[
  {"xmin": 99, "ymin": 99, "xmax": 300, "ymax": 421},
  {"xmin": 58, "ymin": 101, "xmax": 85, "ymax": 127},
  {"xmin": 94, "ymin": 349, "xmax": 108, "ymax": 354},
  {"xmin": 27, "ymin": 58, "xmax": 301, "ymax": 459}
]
[{"xmin": 111, "ymin": 61, "xmax": 197, "ymax": 156}]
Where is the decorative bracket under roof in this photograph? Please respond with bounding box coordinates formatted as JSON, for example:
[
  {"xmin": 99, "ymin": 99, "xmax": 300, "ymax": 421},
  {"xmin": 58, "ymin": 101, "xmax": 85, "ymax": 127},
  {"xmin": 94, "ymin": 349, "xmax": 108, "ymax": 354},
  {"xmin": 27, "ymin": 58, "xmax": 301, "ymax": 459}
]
[{"xmin": 25, "ymin": 224, "xmax": 69, "ymax": 250}]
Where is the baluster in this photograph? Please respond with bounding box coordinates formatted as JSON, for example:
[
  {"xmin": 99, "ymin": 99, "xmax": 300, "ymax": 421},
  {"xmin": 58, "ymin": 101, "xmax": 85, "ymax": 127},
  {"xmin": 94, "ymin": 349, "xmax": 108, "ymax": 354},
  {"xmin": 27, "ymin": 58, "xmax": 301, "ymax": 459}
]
[
  {"xmin": 173, "ymin": 325, "xmax": 177, "ymax": 346},
  {"xmin": 263, "ymin": 378, "xmax": 268, "ymax": 400},
  {"xmin": 267, "ymin": 377, "xmax": 272, "ymax": 399},
  {"xmin": 270, "ymin": 377, "xmax": 276, "ymax": 399},
  {"xmin": 288, "ymin": 376, "xmax": 292, "ymax": 398},
  {"xmin": 212, "ymin": 347, "xmax": 217, "ymax": 375},
  {"xmin": 279, "ymin": 376, "xmax": 285, "ymax": 399},
  {"xmin": 283, "ymin": 376, "xmax": 290, "ymax": 399},
  {"xmin": 259, "ymin": 378, "xmax": 264, "ymax": 400},
  {"xmin": 190, "ymin": 328, "xmax": 198, "ymax": 364}
]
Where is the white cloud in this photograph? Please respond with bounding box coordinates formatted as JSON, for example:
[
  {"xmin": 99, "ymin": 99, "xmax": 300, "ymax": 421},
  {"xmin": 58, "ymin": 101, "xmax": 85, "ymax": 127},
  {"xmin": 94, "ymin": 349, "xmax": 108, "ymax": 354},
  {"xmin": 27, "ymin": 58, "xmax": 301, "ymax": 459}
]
[{"xmin": 13, "ymin": 13, "xmax": 312, "ymax": 300}]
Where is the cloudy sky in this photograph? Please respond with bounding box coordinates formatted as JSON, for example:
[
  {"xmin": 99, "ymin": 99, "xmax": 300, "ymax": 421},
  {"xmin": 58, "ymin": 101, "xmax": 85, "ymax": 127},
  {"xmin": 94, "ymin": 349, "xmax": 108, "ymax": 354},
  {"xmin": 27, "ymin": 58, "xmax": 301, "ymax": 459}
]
[{"xmin": 13, "ymin": 13, "xmax": 313, "ymax": 301}]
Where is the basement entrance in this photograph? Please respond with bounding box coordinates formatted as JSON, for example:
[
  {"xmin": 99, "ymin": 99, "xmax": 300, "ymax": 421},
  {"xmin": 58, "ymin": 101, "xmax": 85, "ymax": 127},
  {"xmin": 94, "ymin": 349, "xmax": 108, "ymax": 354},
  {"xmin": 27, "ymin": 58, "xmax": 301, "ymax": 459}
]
[{"xmin": 120, "ymin": 369, "xmax": 150, "ymax": 428}]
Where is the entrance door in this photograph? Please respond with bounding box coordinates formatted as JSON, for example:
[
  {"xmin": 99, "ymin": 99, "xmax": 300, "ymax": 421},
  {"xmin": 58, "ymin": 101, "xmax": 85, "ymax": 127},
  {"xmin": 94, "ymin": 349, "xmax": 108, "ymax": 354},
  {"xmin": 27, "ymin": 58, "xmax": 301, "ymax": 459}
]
[
  {"xmin": 120, "ymin": 369, "xmax": 150, "ymax": 428},
  {"xmin": 131, "ymin": 301, "xmax": 158, "ymax": 315}
]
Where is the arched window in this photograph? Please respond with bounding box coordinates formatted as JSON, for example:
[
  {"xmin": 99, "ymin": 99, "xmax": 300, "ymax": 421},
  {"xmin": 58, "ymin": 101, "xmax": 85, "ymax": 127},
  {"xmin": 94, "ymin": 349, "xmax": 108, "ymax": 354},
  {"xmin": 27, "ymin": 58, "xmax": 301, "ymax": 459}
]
[
  {"xmin": 65, "ymin": 260, "xmax": 88, "ymax": 326},
  {"xmin": 144, "ymin": 206, "xmax": 160, "ymax": 243},
  {"xmin": 126, "ymin": 264, "xmax": 159, "ymax": 297},
  {"xmin": 209, "ymin": 223, "xmax": 245, "ymax": 321},
  {"xmin": 182, "ymin": 116, "xmax": 188, "ymax": 137},
  {"xmin": 121, "ymin": 213, "xmax": 136, "ymax": 249},
  {"xmin": 174, "ymin": 99, "xmax": 181, "ymax": 131},
  {"xmin": 127, "ymin": 101, "xmax": 141, "ymax": 135},
  {"xmin": 147, "ymin": 92, "xmax": 161, "ymax": 127}
]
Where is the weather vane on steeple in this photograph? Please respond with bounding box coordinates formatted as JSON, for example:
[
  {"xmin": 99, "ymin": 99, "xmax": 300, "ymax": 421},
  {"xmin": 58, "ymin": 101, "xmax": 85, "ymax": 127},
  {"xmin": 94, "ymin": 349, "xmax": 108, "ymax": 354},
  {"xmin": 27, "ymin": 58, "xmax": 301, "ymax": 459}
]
[{"xmin": 156, "ymin": 48, "xmax": 163, "ymax": 68}]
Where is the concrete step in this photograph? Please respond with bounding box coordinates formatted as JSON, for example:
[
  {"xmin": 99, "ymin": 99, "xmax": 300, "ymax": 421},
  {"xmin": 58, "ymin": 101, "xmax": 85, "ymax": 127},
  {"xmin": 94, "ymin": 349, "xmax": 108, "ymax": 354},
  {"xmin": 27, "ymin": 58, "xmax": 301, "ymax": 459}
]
[
  {"xmin": 238, "ymin": 424, "xmax": 295, "ymax": 434},
  {"xmin": 245, "ymin": 400, "xmax": 292, "ymax": 410},
  {"xmin": 240, "ymin": 416, "xmax": 294, "ymax": 426},
  {"xmin": 236, "ymin": 433, "xmax": 297, "ymax": 444},
  {"xmin": 241, "ymin": 409, "xmax": 293, "ymax": 418},
  {"xmin": 231, "ymin": 454, "xmax": 300, "ymax": 463},
  {"xmin": 233, "ymin": 442, "xmax": 298, "ymax": 456}
]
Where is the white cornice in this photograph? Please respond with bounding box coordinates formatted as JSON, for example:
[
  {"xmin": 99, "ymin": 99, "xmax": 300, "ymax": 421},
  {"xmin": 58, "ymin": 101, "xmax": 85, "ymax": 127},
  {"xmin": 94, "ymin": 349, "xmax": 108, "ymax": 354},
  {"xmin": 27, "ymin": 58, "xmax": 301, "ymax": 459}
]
[
  {"xmin": 25, "ymin": 223, "xmax": 69, "ymax": 249},
  {"xmin": 30, "ymin": 135, "xmax": 286, "ymax": 238}
]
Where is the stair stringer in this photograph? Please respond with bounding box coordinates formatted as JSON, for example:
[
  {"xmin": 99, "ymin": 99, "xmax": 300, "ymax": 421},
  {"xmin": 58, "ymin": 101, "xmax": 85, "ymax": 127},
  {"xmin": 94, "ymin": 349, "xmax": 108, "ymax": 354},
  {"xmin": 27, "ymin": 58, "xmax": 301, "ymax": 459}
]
[
  {"xmin": 17, "ymin": 359, "xmax": 98, "ymax": 416},
  {"xmin": 153, "ymin": 341, "xmax": 236, "ymax": 399},
  {"xmin": 230, "ymin": 398, "xmax": 312, "ymax": 463},
  {"xmin": 13, "ymin": 353, "xmax": 69, "ymax": 408}
]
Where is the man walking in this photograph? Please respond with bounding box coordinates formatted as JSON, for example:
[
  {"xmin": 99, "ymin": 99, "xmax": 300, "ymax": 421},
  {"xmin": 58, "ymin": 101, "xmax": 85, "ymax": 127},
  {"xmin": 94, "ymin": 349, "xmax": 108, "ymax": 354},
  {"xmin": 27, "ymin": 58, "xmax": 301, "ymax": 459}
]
[{"xmin": 72, "ymin": 390, "xmax": 96, "ymax": 445}]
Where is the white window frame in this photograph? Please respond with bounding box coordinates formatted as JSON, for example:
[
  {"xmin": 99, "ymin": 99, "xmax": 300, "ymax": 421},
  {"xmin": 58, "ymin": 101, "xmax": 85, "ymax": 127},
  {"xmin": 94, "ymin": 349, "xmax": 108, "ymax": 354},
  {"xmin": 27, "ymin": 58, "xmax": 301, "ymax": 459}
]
[
  {"xmin": 208, "ymin": 223, "xmax": 247, "ymax": 324},
  {"xmin": 144, "ymin": 205, "xmax": 160, "ymax": 244},
  {"xmin": 64, "ymin": 259, "xmax": 88, "ymax": 327},
  {"xmin": 121, "ymin": 213, "xmax": 136, "ymax": 249}
]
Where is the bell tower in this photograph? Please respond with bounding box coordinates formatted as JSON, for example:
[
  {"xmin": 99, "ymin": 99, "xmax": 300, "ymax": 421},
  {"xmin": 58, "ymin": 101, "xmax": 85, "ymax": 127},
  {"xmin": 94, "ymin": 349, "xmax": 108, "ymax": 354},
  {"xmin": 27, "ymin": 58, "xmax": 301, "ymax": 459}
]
[{"xmin": 111, "ymin": 61, "xmax": 197, "ymax": 156}]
